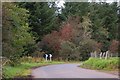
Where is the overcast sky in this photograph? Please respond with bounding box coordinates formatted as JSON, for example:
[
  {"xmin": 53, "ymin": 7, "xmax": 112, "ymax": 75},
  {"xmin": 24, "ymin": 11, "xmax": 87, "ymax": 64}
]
[{"xmin": 56, "ymin": 0, "xmax": 120, "ymax": 8}]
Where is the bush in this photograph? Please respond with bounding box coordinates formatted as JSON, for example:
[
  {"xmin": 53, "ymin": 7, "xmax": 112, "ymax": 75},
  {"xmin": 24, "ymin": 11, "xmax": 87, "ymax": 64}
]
[
  {"xmin": 20, "ymin": 56, "xmax": 44, "ymax": 63},
  {"xmin": 81, "ymin": 57, "xmax": 119, "ymax": 70},
  {"xmin": 59, "ymin": 41, "xmax": 80, "ymax": 61}
]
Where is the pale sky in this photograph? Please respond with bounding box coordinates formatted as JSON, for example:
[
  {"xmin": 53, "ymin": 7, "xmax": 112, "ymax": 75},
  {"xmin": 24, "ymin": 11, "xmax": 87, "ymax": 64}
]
[
  {"xmin": 55, "ymin": 0, "xmax": 65, "ymax": 8},
  {"xmin": 55, "ymin": 0, "xmax": 120, "ymax": 14},
  {"xmin": 56, "ymin": 0, "xmax": 120, "ymax": 8}
]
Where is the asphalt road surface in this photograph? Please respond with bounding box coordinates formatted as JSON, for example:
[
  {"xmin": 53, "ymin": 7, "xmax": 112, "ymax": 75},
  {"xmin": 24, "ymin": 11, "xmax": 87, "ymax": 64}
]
[{"xmin": 31, "ymin": 63, "xmax": 119, "ymax": 78}]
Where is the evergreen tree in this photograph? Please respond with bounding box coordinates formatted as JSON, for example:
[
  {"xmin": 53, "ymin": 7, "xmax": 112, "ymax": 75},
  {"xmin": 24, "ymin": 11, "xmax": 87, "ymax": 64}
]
[{"xmin": 18, "ymin": 2, "xmax": 59, "ymax": 42}]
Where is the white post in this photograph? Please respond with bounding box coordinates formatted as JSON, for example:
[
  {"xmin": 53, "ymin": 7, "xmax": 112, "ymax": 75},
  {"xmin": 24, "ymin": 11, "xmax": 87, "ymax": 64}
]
[
  {"xmin": 100, "ymin": 52, "xmax": 102, "ymax": 59},
  {"xmin": 45, "ymin": 54, "xmax": 48, "ymax": 61},
  {"xmin": 49, "ymin": 54, "xmax": 52, "ymax": 61},
  {"xmin": 94, "ymin": 51, "xmax": 97, "ymax": 58},
  {"xmin": 90, "ymin": 52, "xmax": 93, "ymax": 57},
  {"xmin": 103, "ymin": 52, "xmax": 106, "ymax": 59},
  {"xmin": 110, "ymin": 53, "xmax": 113, "ymax": 57},
  {"xmin": 105, "ymin": 51, "xmax": 109, "ymax": 60}
]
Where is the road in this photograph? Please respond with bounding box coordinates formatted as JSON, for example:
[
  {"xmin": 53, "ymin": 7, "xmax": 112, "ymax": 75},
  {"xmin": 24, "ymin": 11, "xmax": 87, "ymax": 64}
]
[{"xmin": 31, "ymin": 63, "xmax": 119, "ymax": 78}]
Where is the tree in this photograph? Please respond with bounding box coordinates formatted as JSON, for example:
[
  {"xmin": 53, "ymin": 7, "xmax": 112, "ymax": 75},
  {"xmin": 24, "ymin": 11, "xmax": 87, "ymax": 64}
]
[
  {"xmin": 56, "ymin": 16, "xmax": 92, "ymax": 60},
  {"xmin": 38, "ymin": 2, "xmax": 118, "ymax": 61},
  {"xmin": 41, "ymin": 31, "xmax": 61, "ymax": 59},
  {"xmin": 61, "ymin": 2, "xmax": 90, "ymax": 19},
  {"xmin": 59, "ymin": 23, "xmax": 74, "ymax": 41},
  {"xmin": 109, "ymin": 40, "xmax": 119, "ymax": 57},
  {"xmin": 89, "ymin": 2, "xmax": 118, "ymax": 51},
  {"xmin": 61, "ymin": 2, "xmax": 118, "ymax": 52},
  {"xmin": 59, "ymin": 41, "xmax": 78, "ymax": 61},
  {"xmin": 2, "ymin": 3, "xmax": 35, "ymax": 65},
  {"xmin": 18, "ymin": 2, "xmax": 59, "ymax": 42}
]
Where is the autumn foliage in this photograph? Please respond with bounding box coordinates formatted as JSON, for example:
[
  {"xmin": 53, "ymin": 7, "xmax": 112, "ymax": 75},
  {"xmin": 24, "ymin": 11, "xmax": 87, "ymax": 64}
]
[
  {"xmin": 109, "ymin": 40, "xmax": 119, "ymax": 53},
  {"xmin": 42, "ymin": 20, "xmax": 76, "ymax": 52},
  {"xmin": 95, "ymin": 42, "xmax": 103, "ymax": 52},
  {"xmin": 42, "ymin": 31, "xmax": 61, "ymax": 52},
  {"xmin": 60, "ymin": 23, "xmax": 74, "ymax": 41}
]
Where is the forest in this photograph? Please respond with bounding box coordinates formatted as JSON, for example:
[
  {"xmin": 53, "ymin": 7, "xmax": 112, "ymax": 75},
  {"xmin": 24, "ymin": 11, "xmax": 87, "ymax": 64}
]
[
  {"xmin": 3, "ymin": 2, "xmax": 119, "ymax": 62},
  {"xmin": 2, "ymin": 1, "xmax": 120, "ymax": 79}
]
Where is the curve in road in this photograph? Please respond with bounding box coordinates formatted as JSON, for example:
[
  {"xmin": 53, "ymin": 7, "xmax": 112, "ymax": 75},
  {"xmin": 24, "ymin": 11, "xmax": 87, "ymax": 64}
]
[{"xmin": 31, "ymin": 63, "xmax": 118, "ymax": 78}]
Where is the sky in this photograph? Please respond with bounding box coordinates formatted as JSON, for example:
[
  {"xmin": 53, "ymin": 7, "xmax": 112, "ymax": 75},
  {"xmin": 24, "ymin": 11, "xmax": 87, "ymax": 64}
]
[
  {"xmin": 56, "ymin": 0, "xmax": 120, "ymax": 8},
  {"xmin": 55, "ymin": 0, "xmax": 120, "ymax": 14},
  {"xmin": 55, "ymin": 0, "xmax": 65, "ymax": 8}
]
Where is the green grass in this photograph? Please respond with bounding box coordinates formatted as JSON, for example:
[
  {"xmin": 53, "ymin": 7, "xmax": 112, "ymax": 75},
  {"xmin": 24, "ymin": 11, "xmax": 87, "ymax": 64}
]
[
  {"xmin": 81, "ymin": 57, "xmax": 119, "ymax": 70},
  {"xmin": 2, "ymin": 61, "xmax": 65, "ymax": 78}
]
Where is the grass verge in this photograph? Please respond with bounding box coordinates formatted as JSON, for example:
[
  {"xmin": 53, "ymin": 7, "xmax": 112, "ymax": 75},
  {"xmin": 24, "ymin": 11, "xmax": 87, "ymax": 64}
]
[
  {"xmin": 2, "ymin": 61, "xmax": 65, "ymax": 78},
  {"xmin": 81, "ymin": 57, "xmax": 119, "ymax": 71}
]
